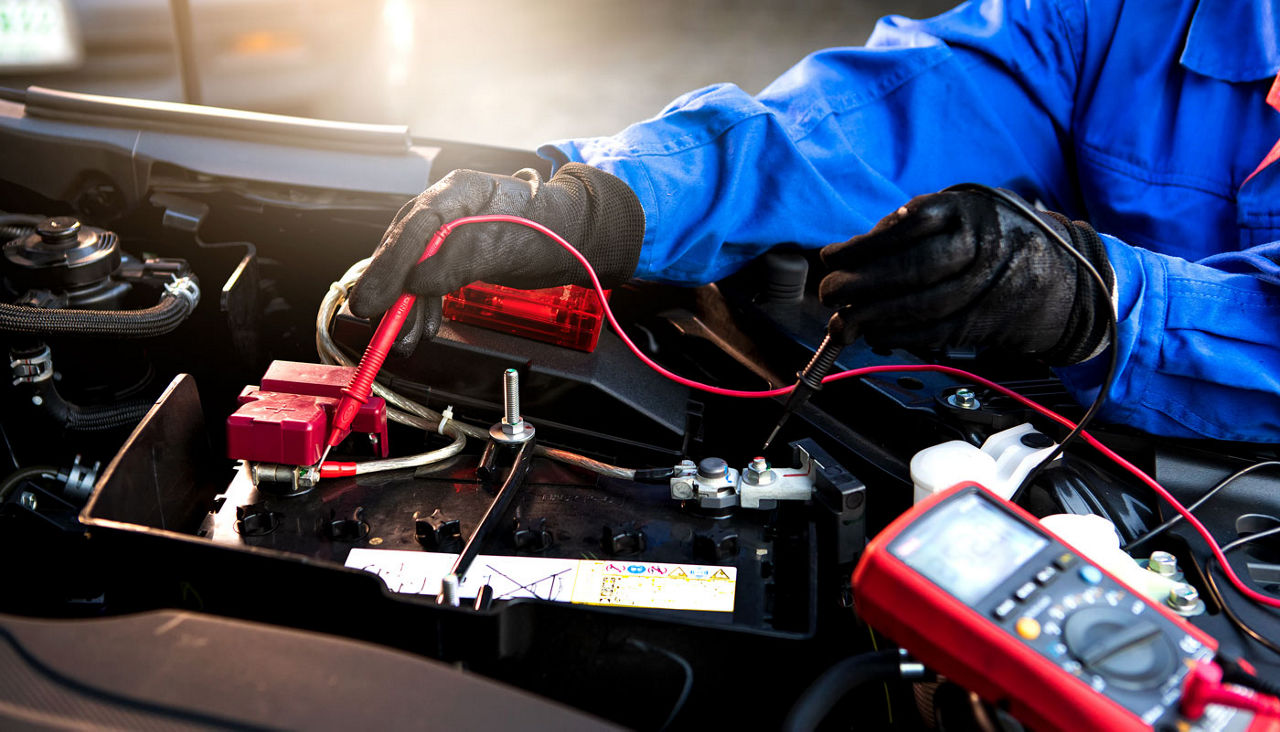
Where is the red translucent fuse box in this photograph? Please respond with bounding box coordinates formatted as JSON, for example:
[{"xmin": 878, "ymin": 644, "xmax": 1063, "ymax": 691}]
[
  {"xmin": 226, "ymin": 361, "xmax": 389, "ymax": 466},
  {"xmin": 442, "ymin": 282, "xmax": 608, "ymax": 352}
]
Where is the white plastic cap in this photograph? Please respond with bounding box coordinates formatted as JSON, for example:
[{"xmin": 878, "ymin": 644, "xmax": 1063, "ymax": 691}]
[
  {"xmin": 910, "ymin": 441, "xmax": 999, "ymax": 505},
  {"xmin": 1040, "ymin": 514, "xmax": 1180, "ymax": 603},
  {"xmin": 909, "ymin": 423, "xmax": 1058, "ymax": 503}
]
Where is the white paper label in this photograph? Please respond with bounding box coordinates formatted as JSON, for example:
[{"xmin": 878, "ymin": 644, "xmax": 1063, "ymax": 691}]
[{"xmin": 345, "ymin": 549, "xmax": 737, "ymax": 613}]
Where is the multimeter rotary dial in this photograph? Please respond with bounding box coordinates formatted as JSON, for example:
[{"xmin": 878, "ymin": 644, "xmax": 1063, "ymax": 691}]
[{"xmin": 1062, "ymin": 606, "xmax": 1179, "ymax": 690}]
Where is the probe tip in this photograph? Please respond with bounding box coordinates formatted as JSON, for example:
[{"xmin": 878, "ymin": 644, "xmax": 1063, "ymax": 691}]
[
  {"xmin": 760, "ymin": 423, "xmax": 784, "ymax": 454},
  {"xmin": 315, "ymin": 444, "xmax": 332, "ymax": 472}
]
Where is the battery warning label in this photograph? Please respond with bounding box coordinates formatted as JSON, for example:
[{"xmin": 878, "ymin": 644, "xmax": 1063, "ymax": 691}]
[
  {"xmin": 345, "ymin": 549, "xmax": 737, "ymax": 613},
  {"xmin": 576, "ymin": 561, "xmax": 736, "ymax": 611}
]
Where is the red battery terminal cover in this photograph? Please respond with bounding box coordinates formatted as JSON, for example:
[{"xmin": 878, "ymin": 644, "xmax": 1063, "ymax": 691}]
[
  {"xmin": 226, "ymin": 361, "xmax": 389, "ymax": 467},
  {"xmin": 443, "ymin": 282, "xmax": 608, "ymax": 352}
]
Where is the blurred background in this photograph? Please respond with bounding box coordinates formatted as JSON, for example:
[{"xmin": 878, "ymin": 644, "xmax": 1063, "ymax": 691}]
[{"xmin": 0, "ymin": 0, "xmax": 955, "ymax": 150}]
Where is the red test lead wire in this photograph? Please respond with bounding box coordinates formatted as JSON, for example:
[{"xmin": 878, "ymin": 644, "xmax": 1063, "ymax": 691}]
[
  {"xmin": 417, "ymin": 214, "xmax": 1280, "ymax": 613},
  {"xmin": 323, "ymin": 222, "xmax": 457, "ymax": 458},
  {"xmin": 1182, "ymin": 662, "xmax": 1280, "ymax": 721}
]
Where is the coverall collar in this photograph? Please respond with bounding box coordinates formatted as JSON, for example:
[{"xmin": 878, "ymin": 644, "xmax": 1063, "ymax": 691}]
[{"xmin": 1180, "ymin": 0, "xmax": 1280, "ymax": 82}]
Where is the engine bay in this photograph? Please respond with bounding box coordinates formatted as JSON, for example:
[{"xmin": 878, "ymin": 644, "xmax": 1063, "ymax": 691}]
[{"xmin": 2, "ymin": 89, "xmax": 1279, "ymax": 730}]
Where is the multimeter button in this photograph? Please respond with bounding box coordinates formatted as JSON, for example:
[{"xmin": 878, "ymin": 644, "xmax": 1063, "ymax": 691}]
[
  {"xmin": 1035, "ymin": 566, "xmax": 1057, "ymax": 585},
  {"xmin": 1063, "ymin": 607, "xmax": 1177, "ymax": 690},
  {"xmin": 1014, "ymin": 581, "xmax": 1037, "ymax": 600},
  {"xmin": 1079, "ymin": 566, "xmax": 1103, "ymax": 585},
  {"xmin": 994, "ymin": 599, "xmax": 1017, "ymax": 619},
  {"xmin": 1015, "ymin": 617, "xmax": 1041, "ymax": 640},
  {"xmin": 1053, "ymin": 552, "xmax": 1076, "ymax": 570}
]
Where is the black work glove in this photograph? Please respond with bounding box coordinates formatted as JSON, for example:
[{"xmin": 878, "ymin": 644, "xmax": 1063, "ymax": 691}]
[
  {"xmin": 818, "ymin": 188, "xmax": 1114, "ymax": 366},
  {"xmin": 349, "ymin": 163, "xmax": 645, "ymax": 355}
]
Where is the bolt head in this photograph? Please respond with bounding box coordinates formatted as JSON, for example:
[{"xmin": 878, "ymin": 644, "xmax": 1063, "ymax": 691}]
[
  {"xmin": 30, "ymin": 395, "xmax": 43, "ymax": 406},
  {"xmin": 296, "ymin": 466, "xmax": 320, "ymax": 489},
  {"xmin": 17, "ymin": 491, "xmax": 37, "ymax": 510},
  {"xmin": 1169, "ymin": 583, "xmax": 1199, "ymax": 607},
  {"xmin": 743, "ymin": 457, "xmax": 776, "ymax": 486},
  {"xmin": 948, "ymin": 388, "xmax": 979, "ymax": 410},
  {"xmin": 698, "ymin": 492, "xmax": 739, "ymax": 510},
  {"xmin": 1148, "ymin": 551, "xmax": 1178, "ymax": 577},
  {"xmin": 671, "ymin": 480, "xmax": 694, "ymax": 500}
]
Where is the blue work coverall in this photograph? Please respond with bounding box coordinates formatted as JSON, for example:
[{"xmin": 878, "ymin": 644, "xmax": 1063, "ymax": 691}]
[{"xmin": 541, "ymin": 0, "xmax": 1280, "ymax": 443}]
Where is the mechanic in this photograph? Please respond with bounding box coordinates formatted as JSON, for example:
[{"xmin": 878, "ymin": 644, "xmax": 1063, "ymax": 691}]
[{"xmin": 351, "ymin": 0, "xmax": 1280, "ymax": 443}]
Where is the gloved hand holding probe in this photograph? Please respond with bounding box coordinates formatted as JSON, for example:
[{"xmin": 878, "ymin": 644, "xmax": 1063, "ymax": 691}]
[
  {"xmin": 349, "ymin": 163, "xmax": 645, "ymax": 355},
  {"xmin": 818, "ymin": 189, "xmax": 1116, "ymax": 366}
]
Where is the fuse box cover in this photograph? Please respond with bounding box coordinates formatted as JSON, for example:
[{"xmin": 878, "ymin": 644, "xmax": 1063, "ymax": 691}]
[{"xmin": 226, "ymin": 361, "xmax": 389, "ymax": 466}]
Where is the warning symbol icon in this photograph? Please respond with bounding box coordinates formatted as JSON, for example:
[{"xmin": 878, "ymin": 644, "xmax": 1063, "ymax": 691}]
[
  {"xmin": 670, "ymin": 568, "xmax": 687, "ymax": 579},
  {"xmin": 711, "ymin": 569, "xmax": 731, "ymax": 580}
]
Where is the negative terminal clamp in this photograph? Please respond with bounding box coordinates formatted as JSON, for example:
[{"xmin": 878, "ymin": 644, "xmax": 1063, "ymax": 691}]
[
  {"xmin": 670, "ymin": 452, "xmax": 815, "ymax": 510},
  {"xmin": 669, "ymin": 442, "xmax": 866, "ymax": 562}
]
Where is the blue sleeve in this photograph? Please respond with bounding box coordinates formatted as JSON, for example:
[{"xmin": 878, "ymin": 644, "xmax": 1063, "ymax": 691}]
[
  {"xmin": 1057, "ymin": 239, "xmax": 1280, "ymax": 442},
  {"xmin": 539, "ymin": 0, "xmax": 1088, "ymax": 284}
]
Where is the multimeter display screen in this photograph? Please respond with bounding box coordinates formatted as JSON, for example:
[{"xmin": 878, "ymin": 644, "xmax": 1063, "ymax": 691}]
[{"xmin": 890, "ymin": 492, "xmax": 1047, "ymax": 605}]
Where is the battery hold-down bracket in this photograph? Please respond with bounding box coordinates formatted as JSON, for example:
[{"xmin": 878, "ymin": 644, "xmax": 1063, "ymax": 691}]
[{"xmin": 226, "ymin": 361, "xmax": 389, "ymax": 467}]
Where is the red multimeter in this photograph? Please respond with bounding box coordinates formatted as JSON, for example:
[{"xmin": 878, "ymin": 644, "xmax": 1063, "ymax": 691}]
[{"xmin": 852, "ymin": 482, "xmax": 1257, "ymax": 731}]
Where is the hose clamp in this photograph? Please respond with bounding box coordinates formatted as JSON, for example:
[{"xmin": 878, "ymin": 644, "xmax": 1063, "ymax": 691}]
[
  {"xmin": 10, "ymin": 345, "xmax": 53, "ymax": 385},
  {"xmin": 164, "ymin": 274, "xmax": 201, "ymax": 309}
]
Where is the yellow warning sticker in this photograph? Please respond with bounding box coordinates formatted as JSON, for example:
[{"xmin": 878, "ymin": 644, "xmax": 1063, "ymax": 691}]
[{"xmin": 570, "ymin": 560, "xmax": 737, "ymax": 612}]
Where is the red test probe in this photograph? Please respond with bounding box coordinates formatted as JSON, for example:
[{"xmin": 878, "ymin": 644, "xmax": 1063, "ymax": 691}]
[{"xmin": 315, "ymin": 224, "xmax": 453, "ymax": 470}]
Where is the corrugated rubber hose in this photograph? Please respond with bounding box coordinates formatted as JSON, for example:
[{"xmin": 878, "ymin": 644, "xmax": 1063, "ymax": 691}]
[
  {"xmin": 0, "ymin": 290, "xmax": 196, "ymax": 338},
  {"xmin": 26, "ymin": 377, "xmax": 155, "ymax": 432}
]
